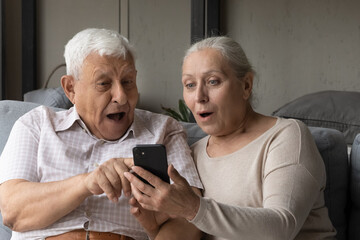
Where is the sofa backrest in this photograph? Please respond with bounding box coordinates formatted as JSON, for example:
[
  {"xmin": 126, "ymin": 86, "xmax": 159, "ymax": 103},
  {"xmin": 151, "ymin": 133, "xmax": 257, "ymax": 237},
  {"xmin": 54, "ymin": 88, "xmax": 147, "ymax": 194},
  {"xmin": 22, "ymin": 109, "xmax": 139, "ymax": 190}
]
[
  {"xmin": 0, "ymin": 100, "xmax": 63, "ymax": 154},
  {"xmin": 309, "ymin": 127, "xmax": 349, "ymax": 240},
  {"xmin": 0, "ymin": 100, "xmax": 352, "ymax": 240},
  {"xmin": 349, "ymin": 133, "xmax": 360, "ymax": 240}
]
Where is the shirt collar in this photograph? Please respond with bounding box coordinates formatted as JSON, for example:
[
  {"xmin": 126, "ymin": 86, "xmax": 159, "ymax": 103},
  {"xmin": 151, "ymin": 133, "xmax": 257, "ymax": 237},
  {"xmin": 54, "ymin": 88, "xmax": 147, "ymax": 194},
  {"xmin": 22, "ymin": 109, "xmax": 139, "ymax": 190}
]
[
  {"xmin": 54, "ymin": 106, "xmax": 81, "ymax": 132},
  {"xmin": 129, "ymin": 109, "xmax": 155, "ymax": 140},
  {"xmin": 54, "ymin": 107, "xmax": 155, "ymax": 143}
]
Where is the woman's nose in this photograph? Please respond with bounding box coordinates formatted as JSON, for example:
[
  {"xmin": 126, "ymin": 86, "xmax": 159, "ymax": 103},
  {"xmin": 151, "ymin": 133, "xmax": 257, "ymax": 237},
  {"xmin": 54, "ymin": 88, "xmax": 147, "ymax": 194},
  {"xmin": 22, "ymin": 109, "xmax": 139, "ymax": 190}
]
[{"xmin": 195, "ymin": 86, "xmax": 209, "ymax": 103}]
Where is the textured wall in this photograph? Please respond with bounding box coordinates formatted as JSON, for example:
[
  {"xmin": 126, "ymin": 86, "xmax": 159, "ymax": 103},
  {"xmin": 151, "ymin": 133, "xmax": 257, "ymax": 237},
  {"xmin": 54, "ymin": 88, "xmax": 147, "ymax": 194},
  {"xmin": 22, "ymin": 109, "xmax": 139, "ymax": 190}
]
[
  {"xmin": 129, "ymin": 0, "xmax": 191, "ymax": 113},
  {"xmin": 37, "ymin": 0, "xmax": 119, "ymax": 89},
  {"xmin": 35, "ymin": 0, "xmax": 360, "ymax": 114},
  {"xmin": 225, "ymin": 0, "xmax": 360, "ymax": 114}
]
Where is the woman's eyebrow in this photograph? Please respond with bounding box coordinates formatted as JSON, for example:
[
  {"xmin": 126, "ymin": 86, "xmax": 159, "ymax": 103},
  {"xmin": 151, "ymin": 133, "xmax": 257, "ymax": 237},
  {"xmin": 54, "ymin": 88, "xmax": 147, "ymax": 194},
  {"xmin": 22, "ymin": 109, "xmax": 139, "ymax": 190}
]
[{"xmin": 182, "ymin": 70, "xmax": 224, "ymax": 78}]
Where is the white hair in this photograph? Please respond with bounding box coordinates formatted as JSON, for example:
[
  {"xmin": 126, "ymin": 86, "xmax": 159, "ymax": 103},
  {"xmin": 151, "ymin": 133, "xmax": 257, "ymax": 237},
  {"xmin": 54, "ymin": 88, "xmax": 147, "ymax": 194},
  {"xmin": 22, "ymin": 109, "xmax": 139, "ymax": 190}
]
[
  {"xmin": 184, "ymin": 36, "xmax": 254, "ymax": 80},
  {"xmin": 64, "ymin": 28, "xmax": 135, "ymax": 80}
]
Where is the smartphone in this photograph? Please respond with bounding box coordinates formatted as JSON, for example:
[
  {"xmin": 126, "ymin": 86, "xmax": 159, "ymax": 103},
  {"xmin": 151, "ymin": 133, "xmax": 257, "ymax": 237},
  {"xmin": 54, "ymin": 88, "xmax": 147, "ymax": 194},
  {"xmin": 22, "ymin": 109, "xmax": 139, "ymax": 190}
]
[{"xmin": 132, "ymin": 144, "xmax": 170, "ymax": 184}]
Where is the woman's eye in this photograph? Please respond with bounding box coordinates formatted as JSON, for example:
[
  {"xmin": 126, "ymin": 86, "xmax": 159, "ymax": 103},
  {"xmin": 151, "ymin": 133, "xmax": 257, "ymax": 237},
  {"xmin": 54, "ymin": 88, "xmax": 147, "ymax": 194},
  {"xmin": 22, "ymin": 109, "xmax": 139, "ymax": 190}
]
[
  {"xmin": 208, "ymin": 79, "xmax": 219, "ymax": 86},
  {"xmin": 185, "ymin": 83, "xmax": 195, "ymax": 89}
]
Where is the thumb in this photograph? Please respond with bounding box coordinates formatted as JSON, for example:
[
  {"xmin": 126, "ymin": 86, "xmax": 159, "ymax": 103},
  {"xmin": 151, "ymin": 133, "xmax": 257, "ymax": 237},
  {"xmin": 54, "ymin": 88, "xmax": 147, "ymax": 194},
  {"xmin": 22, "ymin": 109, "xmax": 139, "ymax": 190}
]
[{"xmin": 168, "ymin": 164, "xmax": 188, "ymax": 186}]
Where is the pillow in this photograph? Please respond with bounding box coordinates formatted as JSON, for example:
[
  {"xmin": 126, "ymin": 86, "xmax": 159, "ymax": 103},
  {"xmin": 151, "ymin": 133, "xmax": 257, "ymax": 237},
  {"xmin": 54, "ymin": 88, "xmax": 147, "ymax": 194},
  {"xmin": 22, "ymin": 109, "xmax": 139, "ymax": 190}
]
[
  {"xmin": 272, "ymin": 91, "xmax": 360, "ymax": 145},
  {"xmin": 24, "ymin": 87, "xmax": 73, "ymax": 109},
  {"xmin": 309, "ymin": 127, "xmax": 349, "ymax": 240},
  {"xmin": 349, "ymin": 133, "xmax": 360, "ymax": 239},
  {"xmin": 180, "ymin": 122, "xmax": 207, "ymax": 146},
  {"xmin": 0, "ymin": 212, "xmax": 11, "ymax": 240}
]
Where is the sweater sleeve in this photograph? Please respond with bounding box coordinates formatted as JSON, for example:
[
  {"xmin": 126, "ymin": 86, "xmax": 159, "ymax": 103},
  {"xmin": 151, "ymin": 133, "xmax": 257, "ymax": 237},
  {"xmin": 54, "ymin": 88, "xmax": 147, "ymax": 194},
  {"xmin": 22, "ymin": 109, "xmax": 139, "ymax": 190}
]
[{"xmin": 190, "ymin": 120, "xmax": 329, "ymax": 240}]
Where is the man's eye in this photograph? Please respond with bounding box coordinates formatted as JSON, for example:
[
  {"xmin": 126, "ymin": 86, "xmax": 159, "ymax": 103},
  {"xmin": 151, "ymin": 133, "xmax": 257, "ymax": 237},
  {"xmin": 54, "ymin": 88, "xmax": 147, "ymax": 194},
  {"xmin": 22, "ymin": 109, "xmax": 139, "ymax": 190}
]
[
  {"xmin": 122, "ymin": 79, "xmax": 135, "ymax": 89},
  {"xmin": 98, "ymin": 82, "xmax": 109, "ymax": 86},
  {"xmin": 96, "ymin": 81, "xmax": 111, "ymax": 91}
]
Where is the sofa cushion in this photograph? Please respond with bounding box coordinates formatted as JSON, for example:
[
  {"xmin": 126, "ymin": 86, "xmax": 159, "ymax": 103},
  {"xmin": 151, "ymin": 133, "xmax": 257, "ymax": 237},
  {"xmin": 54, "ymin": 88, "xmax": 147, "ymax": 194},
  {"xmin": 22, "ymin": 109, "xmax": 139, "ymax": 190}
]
[
  {"xmin": 180, "ymin": 122, "xmax": 207, "ymax": 146},
  {"xmin": 0, "ymin": 100, "xmax": 63, "ymax": 154},
  {"xmin": 309, "ymin": 127, "xmax": 349, "ymax": 240},
  {"xmin": 0, "ymin": 213, "xmax": 11, "ymax": 240},
  {"xmin": 23, "ymin": 87, "xmax": 73, "ymax": 109},
  {"xmin": 349, "ymin": 133, "xmax": 360, "ymax": 240},
  {"xmin": 272, "ymin": 90, "xmax": 360, "ymax": 145}
]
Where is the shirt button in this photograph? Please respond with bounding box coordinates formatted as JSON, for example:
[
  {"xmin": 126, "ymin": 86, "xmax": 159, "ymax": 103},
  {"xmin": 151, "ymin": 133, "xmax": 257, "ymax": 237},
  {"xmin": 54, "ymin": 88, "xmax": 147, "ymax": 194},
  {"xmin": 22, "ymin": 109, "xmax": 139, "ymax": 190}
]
[
  {"xmin": 83, "ymin": 221, "xmax": 89, "ymax": 229},
  {"xmin": 93, "ymin": 163, "xmax": 99, "ymax": 167}
]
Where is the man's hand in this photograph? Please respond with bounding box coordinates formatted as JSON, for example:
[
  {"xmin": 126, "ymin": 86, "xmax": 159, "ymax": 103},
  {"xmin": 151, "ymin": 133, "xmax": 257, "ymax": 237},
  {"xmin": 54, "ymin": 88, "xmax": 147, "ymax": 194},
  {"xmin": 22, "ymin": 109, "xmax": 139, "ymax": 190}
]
[{"xmin": 84, "ymin": 157, "xmax": 133, "ymax": 203}]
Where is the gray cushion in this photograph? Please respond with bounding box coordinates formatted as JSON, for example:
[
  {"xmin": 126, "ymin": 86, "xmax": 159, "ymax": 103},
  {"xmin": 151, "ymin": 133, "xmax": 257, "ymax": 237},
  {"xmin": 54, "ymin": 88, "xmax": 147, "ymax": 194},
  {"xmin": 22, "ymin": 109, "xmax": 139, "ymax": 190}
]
[
  {"xmin": 309, "ymin": 127, "xmax": 349, "ymax": 240},
  {"xmin": 0, "ymin": 213, "xmax": 11, "ymax": 240},
  {"xmin": 272, "ymin": 91, "xmax": 360, "ymax": 145},
  {"xmin": 23, "ymin": 87, "xmax": 73, "ymax": 109},
  {"xmin": 349, "ymin": 134, "xmax": 360, "ymax": 240},
  {"xmin": 180, "ymin": 122, "xmax": 207, "ymax": 146},
  {"xmin": 0, "ymin": 100, "xmax": 63, "ymax": 154}
]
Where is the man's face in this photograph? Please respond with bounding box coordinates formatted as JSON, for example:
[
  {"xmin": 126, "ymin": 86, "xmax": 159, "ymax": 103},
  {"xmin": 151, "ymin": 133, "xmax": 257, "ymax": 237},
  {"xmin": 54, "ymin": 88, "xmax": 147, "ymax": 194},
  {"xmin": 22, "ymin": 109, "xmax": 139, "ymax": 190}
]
[{"xmin": 71, "ymin": 53, "xmax": 138, "ymax": 140}]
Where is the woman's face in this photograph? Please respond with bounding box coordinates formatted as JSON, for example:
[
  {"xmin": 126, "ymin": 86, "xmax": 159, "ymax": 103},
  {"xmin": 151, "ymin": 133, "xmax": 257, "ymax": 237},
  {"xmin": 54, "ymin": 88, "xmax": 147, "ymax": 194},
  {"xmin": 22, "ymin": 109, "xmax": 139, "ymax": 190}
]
[{"xmin": 182, "ymin": 48, "xmax": 253, "ymax": 136}]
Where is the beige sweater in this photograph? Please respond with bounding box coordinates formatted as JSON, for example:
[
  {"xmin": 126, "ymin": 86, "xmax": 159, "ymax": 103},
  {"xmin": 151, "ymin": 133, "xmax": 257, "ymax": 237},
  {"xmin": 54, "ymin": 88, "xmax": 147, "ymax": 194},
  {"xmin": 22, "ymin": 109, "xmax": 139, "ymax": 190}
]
[{"xmin": 190, "ymin": 118, "xmax": 336, "ymax": 240}]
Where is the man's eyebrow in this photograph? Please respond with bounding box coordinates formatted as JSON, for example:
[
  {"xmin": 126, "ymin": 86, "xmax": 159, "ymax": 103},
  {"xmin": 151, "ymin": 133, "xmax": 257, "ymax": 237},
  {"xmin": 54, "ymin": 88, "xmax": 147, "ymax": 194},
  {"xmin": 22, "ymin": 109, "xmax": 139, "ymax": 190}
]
[
  {"xmin": 123, "ymin": 68, "xmax": 137, "ymax": 75},
  {"xmin": 94, "ymin": 72, "xmax": 109, "ymax": 80}
]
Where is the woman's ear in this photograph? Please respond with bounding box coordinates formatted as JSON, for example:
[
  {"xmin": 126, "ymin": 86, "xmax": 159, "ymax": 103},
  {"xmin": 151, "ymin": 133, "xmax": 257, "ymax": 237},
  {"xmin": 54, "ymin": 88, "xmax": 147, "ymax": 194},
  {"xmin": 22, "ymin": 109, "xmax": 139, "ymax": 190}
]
[
  {"xmin": 61, "ymin": 75, "xmax": 76, "ymax": 104},
  {"xmin": 242, "ymin": 72, "xmax": 254, "ymax": 100}
]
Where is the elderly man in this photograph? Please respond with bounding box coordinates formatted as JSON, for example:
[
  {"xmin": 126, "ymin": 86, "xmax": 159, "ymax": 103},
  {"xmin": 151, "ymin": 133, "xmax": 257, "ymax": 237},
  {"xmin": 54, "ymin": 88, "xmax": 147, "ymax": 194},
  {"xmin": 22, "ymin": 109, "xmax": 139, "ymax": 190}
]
[{"xmin": 0, "ymin": 28, "xmax": 202, "ymax": 240}]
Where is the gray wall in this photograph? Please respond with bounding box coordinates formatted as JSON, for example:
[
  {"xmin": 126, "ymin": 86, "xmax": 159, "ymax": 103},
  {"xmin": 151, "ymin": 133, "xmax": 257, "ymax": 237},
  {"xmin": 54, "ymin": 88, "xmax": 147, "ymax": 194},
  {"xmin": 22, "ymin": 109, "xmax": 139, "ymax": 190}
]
[
  {"xmin": 4, "ymin": 0, "xmax": 360, "ymax": 115},
  {"xmin": 224, "ymin": 0, "xmax": 360, "ymax": 114},
  {"xmin": 128, "ymin": 0, "xmax": 191, "ymax": 113},
  {"xmin": 37, "ymin": 0, "xmax": 119, "ymax": 88}
]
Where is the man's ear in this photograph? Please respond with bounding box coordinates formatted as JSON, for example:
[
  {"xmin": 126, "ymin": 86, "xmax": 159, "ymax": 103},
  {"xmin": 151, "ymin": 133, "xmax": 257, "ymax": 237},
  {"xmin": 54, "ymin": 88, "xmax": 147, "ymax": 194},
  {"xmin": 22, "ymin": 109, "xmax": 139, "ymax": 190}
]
[
  {"xmin": 242, "ymin": 72, "xmax": 254, "ymax": 100},
  {"xmin": 61, "ymin": 75, "xmax": 76, "ymax": 104}
]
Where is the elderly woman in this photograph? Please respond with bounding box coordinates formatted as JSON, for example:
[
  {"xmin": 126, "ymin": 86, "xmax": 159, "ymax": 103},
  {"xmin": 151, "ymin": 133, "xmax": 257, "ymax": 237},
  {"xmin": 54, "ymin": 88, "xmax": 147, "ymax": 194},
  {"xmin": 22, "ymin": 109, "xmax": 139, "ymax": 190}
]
[{"xmin": 125, "ymin": 36, "xmax": 336, "ymax": 239}]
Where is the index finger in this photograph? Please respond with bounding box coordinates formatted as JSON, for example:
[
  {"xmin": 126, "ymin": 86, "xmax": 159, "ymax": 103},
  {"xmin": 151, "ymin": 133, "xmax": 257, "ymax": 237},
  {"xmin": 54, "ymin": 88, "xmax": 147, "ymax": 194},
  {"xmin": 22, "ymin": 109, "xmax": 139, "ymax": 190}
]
[
  {"xmin": 131, "ymin": 166, "xmax": 167, "ymax": 189},
  {"xmin": 123, "ymin": 158, "xmax": 134, "ymax": 168}
]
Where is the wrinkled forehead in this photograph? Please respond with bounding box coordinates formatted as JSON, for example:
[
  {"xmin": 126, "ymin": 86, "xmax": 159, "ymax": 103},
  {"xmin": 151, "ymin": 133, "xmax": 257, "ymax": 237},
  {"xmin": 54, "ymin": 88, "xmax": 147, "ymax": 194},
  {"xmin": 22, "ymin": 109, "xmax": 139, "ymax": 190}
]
[{"xmin": 79, "ymin": 52, "xmax": 136, "ymax": 78}]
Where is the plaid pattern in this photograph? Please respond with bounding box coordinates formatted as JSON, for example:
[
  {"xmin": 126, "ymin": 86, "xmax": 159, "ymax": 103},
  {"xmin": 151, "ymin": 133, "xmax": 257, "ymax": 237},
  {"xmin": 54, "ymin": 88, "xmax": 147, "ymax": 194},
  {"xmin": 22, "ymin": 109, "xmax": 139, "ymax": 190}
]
[{"xmin": 0, "ymin": 106, "xmax": 202, "ymax": 240}]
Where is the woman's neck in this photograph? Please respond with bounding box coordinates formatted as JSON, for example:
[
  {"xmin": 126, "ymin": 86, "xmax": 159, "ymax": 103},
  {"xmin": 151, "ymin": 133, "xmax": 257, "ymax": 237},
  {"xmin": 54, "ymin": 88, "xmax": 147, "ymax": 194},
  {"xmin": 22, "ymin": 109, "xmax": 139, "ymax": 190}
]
[{"xmin": 206, "ymin": 109, "xmax": 275, "ymax": 158}]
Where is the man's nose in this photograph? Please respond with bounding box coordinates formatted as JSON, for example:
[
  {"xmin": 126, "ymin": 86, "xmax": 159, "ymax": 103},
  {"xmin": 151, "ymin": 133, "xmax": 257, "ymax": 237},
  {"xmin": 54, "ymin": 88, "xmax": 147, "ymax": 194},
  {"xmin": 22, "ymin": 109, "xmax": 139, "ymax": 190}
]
[{"xmin": 112, "ymin": 83, "xmax": 128, "ymax": 105}]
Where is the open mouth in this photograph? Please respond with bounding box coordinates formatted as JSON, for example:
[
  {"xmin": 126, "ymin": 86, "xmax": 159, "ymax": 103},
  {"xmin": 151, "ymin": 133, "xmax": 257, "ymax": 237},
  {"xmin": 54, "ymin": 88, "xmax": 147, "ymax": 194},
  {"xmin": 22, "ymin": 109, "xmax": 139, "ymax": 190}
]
[
  {"xmin": 107, "ymin": 112, "xmax": 125, "ymax": 121},
  {"xmin": 199, "ymin": 112, "xmax": 213, "ymax": 118}
]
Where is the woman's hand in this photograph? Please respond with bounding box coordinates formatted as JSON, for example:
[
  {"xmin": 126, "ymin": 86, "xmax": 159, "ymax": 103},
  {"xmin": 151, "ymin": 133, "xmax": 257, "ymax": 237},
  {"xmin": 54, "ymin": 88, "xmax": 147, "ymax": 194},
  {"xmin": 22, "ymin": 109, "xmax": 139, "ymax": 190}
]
[
  {"xmin": 129, "ymin": 196, "xmax": 170, "ymax": 239},
  {"xmin": 124, "ymin": 164, "xmax": 201, "ymax": 220}
]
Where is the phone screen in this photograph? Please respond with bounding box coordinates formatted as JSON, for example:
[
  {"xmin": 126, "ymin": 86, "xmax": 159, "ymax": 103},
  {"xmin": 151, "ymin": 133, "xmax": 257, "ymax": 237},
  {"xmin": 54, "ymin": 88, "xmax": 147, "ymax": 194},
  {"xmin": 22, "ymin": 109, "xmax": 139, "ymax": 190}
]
[{"xmin": 132, "ymin": 144, "xmax": 170, "ymax": 184}]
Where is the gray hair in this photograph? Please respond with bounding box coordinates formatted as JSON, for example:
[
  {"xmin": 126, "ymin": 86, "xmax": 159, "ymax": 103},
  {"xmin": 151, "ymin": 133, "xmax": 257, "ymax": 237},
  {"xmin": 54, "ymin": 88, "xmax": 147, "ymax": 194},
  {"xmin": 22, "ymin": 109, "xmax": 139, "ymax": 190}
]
[
  {"xmin": 64, "ymin": 28, "xmax": 135, "ymax": 80},
  {"xmin": 184, "ymin": 36, "xmax": 254, "ymax": 80}
]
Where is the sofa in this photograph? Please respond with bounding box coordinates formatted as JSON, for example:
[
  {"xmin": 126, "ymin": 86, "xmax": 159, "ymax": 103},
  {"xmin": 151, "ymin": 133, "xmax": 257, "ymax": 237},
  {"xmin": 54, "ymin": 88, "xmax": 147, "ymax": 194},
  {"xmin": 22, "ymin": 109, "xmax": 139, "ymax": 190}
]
[{"xmin": 0, "ymin": 99, "xmax": 360, "ymax": 240}]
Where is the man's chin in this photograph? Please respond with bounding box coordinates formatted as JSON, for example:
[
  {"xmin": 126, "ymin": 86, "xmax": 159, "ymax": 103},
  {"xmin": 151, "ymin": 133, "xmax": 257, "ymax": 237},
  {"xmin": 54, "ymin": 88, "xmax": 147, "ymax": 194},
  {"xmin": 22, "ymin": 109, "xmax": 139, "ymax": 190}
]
[{"xmin": 103, "ymin": 121, "xmax": 132, "ymax": 140}]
